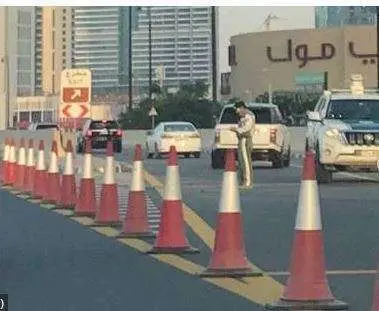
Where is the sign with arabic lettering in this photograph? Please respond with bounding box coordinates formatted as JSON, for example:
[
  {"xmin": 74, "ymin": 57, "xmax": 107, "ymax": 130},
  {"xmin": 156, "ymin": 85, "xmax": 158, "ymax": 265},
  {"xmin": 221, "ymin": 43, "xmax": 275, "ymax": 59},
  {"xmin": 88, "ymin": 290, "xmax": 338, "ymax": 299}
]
[
  {"xmin": 60, "ymin": 69, "xmax": 92, "ymax": 119},
  {"xmin": 267, "ymin": 39, "xmax": 379, "ymax": 68},
  {"xmin": 266, "ymin": 40, "xmax": 336, "ymax": 68}
]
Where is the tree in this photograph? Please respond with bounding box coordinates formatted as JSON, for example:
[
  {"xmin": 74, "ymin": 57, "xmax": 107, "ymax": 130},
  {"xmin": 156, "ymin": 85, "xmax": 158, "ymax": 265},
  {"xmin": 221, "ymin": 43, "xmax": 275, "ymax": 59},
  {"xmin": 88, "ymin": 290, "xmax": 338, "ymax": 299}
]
[{"xmin": 118, "ymin": 80, "xmax": 223, "ymax": 129}]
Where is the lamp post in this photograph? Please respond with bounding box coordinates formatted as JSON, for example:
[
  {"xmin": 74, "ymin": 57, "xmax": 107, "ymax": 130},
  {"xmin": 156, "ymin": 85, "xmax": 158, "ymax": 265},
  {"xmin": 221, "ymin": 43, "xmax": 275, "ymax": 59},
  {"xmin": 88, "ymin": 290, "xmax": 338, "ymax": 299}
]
[{"xmin": 148, "ymin": 7, "xmax": 152, "ymax": 104}]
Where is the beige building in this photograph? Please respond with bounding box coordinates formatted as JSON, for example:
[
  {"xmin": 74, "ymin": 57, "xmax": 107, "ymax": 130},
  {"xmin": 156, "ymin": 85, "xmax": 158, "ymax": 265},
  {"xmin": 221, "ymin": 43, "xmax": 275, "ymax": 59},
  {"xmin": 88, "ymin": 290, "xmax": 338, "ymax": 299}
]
[
  {"xmin": 229, "ymin": 25, "xmax": 379, "ymax": 101},
  {"xmin": 42, "ymin": 7, "xmax": 74, "ymax": 95}
]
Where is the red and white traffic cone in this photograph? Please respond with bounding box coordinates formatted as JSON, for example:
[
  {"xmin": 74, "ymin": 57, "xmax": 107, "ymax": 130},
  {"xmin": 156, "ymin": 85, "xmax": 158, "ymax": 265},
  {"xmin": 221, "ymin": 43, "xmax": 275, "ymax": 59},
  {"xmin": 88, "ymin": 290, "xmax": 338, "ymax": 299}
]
[
  {"xmin": 75, "ymin": 139, "xmax": 97, "ymax": 217},
  {"xmin": 119, "ymin": 144, "xmax": 155, "ymax": 238},
  {"xmin": 265, "ymin": 151, "xmax": 348, "ymax": 310},
  {"xmin": 13, "ymin": 138, "xmax": 26, "ymax": 192},
  {"xmin": 200, "ymin": 149, "xmax": 261, "ymax": 277},
  {"xmin": 43, "ymin": 141, "xmax": 61, "ymax": 204},
  {"xmin": 148, "ymin": 145, "xmax": 198, "ymax": 254},
  {"xmin": 1, "ymin": 138, "xmax": 10, "ymax": 185},
  {"xmin": 6, "ymin": 138, "xmax": 17, "ymax": 187},
  {"xmin": 58, "ymin": 140, "xmax": 77, "ymax": 209},
  {"xmin": 22, "ymin": 139, "xmax": 35, "ymax": 195},
  {"xmin": 32, "ymin": 140, "xmax": 47, "ymax": 200},
  {"xmin": 94, "ymin": 140, "xmax": 121, "ymax": 226}
]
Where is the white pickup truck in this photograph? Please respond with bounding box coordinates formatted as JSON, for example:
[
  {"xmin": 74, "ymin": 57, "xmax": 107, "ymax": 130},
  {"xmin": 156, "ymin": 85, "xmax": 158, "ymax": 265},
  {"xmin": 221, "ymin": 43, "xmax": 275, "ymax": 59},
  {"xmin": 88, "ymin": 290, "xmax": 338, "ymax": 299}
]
[{"xmin": 211, "ymin": 103, "xmax": 291, "ymax": 169}]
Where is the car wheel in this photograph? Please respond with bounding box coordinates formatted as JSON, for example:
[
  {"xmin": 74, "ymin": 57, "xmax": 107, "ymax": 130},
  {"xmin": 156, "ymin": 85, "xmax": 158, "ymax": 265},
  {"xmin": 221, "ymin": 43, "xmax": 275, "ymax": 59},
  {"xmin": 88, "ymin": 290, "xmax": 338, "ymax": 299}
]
[
  {"xmin": 283, "ymin": 147, "xmax": 291, "ymax": 167},
  {"xmin": 184, "ymin": 153, "xmax": 190, "ymax": 158},
  {"xmin": 194, "ymin": 152, "xmax": 201, "ymax": 158},
  {"xmin": 154, "ymin": 143, "xmax": 162, "ymax": 159},
  {"xmin": 211, "ymin": 150, "xmax": 224, "ymax": 169},
  {"xmin": 272, "ymin": 156, "xmax": 284, "ymax": 168},
  {"xmin": 316, "ymin": 144, "xmax": 332, "ymax": 184}
]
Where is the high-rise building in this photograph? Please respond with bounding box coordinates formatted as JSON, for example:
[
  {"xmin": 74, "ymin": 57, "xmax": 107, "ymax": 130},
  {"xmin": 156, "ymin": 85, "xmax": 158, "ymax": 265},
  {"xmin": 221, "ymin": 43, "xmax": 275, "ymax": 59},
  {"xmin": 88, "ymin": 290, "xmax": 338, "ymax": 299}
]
[
  {"xmin": 132, "ymin": 7, "xmax": 214, "ymax": 92},
  {"xmin": 41, "ymin": 7, "xmax": 74, "ymax": 95},
  {"xmin": 72, "ymin": 6, "xmax": 131, "ymax": 95},
  {"xmin": 0, "ymin": 7, "xmax": 35, "ymax": 129},
  {"xmin": 315, "ymin": 6, "xmax": 376, "ymax": 28},
  {"xmin": 35, "ymin": 7, "xmax": 43, "ymax": 95}
]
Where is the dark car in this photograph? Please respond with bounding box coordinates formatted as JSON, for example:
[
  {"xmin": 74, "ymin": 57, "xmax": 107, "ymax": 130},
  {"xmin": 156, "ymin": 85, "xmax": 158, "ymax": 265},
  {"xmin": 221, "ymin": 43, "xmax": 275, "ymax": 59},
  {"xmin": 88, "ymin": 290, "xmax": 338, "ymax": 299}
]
[{"xmin": 77, "ymin": 119, "xmax": 123, "ymax": 153}]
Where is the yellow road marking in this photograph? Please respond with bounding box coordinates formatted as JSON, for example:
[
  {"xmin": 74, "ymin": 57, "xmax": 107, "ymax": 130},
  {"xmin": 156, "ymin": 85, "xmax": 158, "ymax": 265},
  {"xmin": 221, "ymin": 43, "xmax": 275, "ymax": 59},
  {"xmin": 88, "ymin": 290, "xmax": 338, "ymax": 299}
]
[
  {"xmin": 91, "ymin": 226, "xmax": 120, "ymax": 238},
  {"xmin": 142, "ymin": 169, "xmax": 284, "ymax": 302},
  {"xmin": 70, "ymin": 217, "xmax": 95, "ymax": 226},
  {"xmin": 118, "ymin": 238, "xmax": 282, "ymax": 304}
]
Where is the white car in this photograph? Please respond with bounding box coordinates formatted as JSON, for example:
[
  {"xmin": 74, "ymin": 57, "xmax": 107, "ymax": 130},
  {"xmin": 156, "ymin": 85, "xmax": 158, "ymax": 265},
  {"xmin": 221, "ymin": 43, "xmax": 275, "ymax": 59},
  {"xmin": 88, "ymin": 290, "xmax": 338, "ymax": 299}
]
[
  {"xmin": 146, "ymin": 121, "xmax": 202, "ymax": 158},
  {"xmin": 306, "ymin": 74, "xmax": 379, "ymax": 183},
  {"xmin": 211, "ymin": 103, "xmax": 291, "ymax": 169}
]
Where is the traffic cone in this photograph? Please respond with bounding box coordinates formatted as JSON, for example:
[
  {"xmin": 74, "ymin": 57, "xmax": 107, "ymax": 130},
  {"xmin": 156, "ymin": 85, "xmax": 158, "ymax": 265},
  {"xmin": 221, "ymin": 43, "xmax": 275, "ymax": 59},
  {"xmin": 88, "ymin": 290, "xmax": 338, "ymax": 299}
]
[
  {"xmin": 5, "ymin": 138, "xmax": 17, "ymax": 187},
  {"xmin": 31, "ymin": 140, "xmax": 47, "ymax": 200},
  {"xmin": 199, "ymin": 149, "xmax": 262, "ymax": 277},
  {"xmin": 372, "ymin": 262, "xmax": 379, "ymax": 311},
  {"xmin": 43, "ymin": 141, "xmax": 61, "ymax": 204},
  {"xmin": 93, "ymin": 139, "xmax": 121, "ymax": 226},
  {"xmin": 147, "ymin": 145, "xmax": 198, "ymax": 254},
  {"xmin": 1, "ymin": 138, "xmax": 10, "ymax": 185},
  {"xmin": 119, "ymin": 144, "xmax": 155, "ymax": 238},
  {"xmin": 265, "ymin": 151, "xmax": 348, "ymax": 310},
  {"xmin": 74, "ymin": 139, "xmax": 97, "ymax": 217},
  {"xmin": 22, "ymin": 139, "xmax": 35, "ymax": 195},
  {"xmin": 58, "ymin": 140, "xmax": 77, "ymax": 209},
  {"xmin": 13, "ymin": 138, "xmax": 26, "ymax": 193}
]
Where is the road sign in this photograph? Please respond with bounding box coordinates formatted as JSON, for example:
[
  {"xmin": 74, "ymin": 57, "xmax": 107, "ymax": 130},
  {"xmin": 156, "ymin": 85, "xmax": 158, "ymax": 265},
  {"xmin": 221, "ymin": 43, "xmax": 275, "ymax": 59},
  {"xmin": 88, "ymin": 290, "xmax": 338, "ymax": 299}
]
[
  {"xmin": 149, "ymin": 106, "xmax": 158, "ymax": 117},
  {"xmin": 60, "ymin": 69, "xmax": 92, "ymax": 119}
]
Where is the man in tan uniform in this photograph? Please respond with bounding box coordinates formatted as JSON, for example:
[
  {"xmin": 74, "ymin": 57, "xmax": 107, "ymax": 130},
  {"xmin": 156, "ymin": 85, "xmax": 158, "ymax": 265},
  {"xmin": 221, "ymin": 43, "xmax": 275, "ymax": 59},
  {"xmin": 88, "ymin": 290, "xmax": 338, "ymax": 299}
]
[{"xmin": 230, "ymin": 101, "xmax": 255, "ymax": 189}]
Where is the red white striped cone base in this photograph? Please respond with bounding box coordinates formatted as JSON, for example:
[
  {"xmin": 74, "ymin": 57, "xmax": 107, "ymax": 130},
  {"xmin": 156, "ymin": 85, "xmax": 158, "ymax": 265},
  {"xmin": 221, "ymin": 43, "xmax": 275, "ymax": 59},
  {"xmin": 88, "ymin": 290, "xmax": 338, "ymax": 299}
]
[
  {"xmin": 74, "ymin": 178, "xmax": 97, "ymax": 217},
  {"xmin": 93, "ymin": 184, "xmax": 122, "ymax": 226},
  {"xmin": 22, "ymin": 166, "xmax": 35, "ymax": 196},
  {"xmin": 43, "ymin": 172, "xmax": 61, "ymax": 204},
  {"xmin": 199, "ymin": 213, "xmax": 262, "ymax": 278},
  {"xmin": 32, "ymin": 170, "xmax": 48, "ymax": 200},
  {"xmin": 147, "ymin": 200, "xmax": 198, "ymax": 254},
  {"xmin": 58, "ymin": 175, "xmax": 77, "ymax": 209},
  {"xmin": 119, "ymin": 191, "xmax": 155, "ymax": 238}
]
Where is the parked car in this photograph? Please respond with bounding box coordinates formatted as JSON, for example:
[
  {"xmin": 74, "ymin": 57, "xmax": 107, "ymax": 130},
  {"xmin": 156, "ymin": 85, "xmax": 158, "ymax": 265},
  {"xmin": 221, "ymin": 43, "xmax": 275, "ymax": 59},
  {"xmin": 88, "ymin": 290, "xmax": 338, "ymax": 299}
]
[
  {"xmin": 211, "ymin": 102, "xmax": 291, "ymax": 169},
  {"xmin": 28, "ymin": 122, "xmax": 59, "ymax": 131},
  {"xmin": 146, "ymin": 121, "xmax": 202, "ymax": 158},
  {"xmin": 76, "ymin": 119, "xmax": 123, "ymax": 153}
]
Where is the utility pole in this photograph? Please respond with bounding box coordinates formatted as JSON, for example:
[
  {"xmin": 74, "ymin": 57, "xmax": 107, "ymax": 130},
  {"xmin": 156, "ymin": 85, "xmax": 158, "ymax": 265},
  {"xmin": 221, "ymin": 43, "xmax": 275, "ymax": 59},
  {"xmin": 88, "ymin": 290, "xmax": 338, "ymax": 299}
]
[
  {"xmin": 128, "ymin": 7, "xmax": 133, "ymax": 111},
  {"xmin": 211, "ymin": 6, "xmax": 217, "ymax": 102},
  {"xmin": 148, "ymin": 7, "xmax": 152, "ymax": 104}
]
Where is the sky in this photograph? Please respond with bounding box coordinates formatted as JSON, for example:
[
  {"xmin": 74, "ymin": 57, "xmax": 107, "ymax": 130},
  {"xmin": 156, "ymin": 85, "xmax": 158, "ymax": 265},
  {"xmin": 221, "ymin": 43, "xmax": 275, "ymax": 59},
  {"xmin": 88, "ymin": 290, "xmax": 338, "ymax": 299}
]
[{"xmin": 218, "ymin": 6, "xmax": 316, "ymax": 74}]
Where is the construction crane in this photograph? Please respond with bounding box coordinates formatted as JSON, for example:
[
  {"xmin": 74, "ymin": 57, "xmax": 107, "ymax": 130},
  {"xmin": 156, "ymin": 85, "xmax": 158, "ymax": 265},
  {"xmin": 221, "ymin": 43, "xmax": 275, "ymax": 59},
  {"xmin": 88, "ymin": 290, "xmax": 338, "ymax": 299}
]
[{"xmin": 263, "ymin": 13, "xmax": 283, "ymax": 31}]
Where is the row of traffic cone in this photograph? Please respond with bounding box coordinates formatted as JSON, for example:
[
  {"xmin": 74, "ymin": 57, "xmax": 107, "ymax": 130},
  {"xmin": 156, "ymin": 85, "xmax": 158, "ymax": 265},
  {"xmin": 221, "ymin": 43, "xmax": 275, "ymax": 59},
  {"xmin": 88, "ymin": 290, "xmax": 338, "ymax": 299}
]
[{"xmin": 1, "ymin": 137, "xmax": 377, "ymax": 309}]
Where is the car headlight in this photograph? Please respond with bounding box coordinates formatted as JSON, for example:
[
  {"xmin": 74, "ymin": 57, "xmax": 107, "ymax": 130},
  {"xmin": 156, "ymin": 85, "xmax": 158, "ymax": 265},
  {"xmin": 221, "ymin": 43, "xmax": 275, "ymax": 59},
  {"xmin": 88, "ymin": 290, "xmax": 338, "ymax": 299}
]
[{"xmin": 325, "ymin": 128, "xmax": 340, "ymax": 137}]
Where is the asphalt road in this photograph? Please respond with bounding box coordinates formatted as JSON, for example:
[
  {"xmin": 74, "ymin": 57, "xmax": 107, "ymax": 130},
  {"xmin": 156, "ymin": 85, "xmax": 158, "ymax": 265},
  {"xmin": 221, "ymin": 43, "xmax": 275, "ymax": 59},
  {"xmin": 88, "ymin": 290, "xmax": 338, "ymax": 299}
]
[
  {"xmin": 0, "ymin": 148, "xmax": 378, "ymax": 310},
  {"xmin": 122, "ymin": 151, "xmax": 379, "ymax": 310}
]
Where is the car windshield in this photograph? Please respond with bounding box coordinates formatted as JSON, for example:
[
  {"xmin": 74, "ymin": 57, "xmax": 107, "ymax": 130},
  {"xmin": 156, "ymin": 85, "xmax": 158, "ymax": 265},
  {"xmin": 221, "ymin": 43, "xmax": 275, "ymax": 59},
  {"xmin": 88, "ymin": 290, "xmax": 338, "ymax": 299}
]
[
  {"xmin": 36, "ymin": 124, "xmax": 58, "ymax": 130},
  {"xmin": 326, "ymin": 99, "xmax": 379, "ymax": 122},
  {"xmin": 90, "ymin": 121, "xmax": 119, "ymax": 130},
  {"xmin": 164, "ymin": 124, "xmax": 196, "ymax": 132},
  {"xmin": 219, "ymin": 107, "xmax": 272, "ymax": 124}
]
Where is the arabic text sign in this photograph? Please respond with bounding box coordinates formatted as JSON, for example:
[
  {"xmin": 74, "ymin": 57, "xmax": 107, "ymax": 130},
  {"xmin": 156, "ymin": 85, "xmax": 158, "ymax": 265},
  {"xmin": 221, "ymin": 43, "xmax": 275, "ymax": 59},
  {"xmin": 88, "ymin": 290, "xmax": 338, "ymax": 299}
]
[
  {"xmin": 60, "ymin": 69, "xmax": 91, "ymax": 119},
  {"xmin": 267, "ymin": 39, "xmax": 379, "ymax": 68},
  {"xmin": 266, "ymin": 40, "xmax": 336, "ymax": 68}
]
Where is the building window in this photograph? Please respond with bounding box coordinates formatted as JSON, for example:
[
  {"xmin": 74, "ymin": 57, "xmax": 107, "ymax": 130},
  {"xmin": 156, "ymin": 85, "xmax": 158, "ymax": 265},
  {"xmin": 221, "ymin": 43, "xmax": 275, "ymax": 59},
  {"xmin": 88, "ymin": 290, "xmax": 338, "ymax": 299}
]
[
  {"xmin": 62, "ymin": 51, "xmax": 66, "ymax": 57},
  {"xmin": 62, "ymin": 30, "xmax": 66, "ymax": 35},
  {"xmin": 63, "ymin": 16, "xmax": 66, "ymax": 21},
  {"xmin": 62, "ymin": 38, "xmax": 66, "ymax": 42},
  {"xmin": 62, "ymin": 44, "xmax": 66, "ymax": 50},
  {"xmin": 63, "ymin": 8, "xmax": 67, "ymax": 13},
  {"xmin": 228, "ymin": 45, "xmax": 237, "ymax": 66}
]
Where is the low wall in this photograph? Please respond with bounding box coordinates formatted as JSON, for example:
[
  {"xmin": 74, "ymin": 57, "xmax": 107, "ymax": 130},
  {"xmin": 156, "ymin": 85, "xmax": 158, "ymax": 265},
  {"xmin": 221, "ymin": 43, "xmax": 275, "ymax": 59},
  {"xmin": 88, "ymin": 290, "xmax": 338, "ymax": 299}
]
[{"xmin": 0, "ymin": 127, "xmax": 308, "ymax": 158}]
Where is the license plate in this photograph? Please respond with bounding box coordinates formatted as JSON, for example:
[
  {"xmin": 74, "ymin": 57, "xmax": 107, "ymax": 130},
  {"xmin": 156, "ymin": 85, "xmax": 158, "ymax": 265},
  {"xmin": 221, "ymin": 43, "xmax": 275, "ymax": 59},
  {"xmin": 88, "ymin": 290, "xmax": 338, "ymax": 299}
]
[{"xmin": 97, "ymin": 136, "xmax": 107, "ymax": 141}]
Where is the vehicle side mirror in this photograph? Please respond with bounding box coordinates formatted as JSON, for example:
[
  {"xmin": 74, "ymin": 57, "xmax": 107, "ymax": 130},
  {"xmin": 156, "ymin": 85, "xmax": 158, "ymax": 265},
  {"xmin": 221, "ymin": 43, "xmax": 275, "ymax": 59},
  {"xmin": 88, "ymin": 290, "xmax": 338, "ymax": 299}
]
[
  {"xmin": 146, "ymin": 130, "xmax": 152, "ymax": 136},
  {"xmin": 307, "ymin": 111, "xmax": 322, "ymax": 122}
]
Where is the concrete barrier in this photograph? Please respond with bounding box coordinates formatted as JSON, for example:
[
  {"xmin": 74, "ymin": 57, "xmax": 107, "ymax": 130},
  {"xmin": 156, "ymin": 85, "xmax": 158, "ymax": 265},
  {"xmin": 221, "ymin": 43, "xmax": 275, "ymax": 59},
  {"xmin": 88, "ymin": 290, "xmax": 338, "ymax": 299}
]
[
  {"xmin": 123, "ymin": 127, "xmax": 307, "ymax": 154},
  {"xmin": 0, "ymin": 127, "xmax": 307, "ymax": 160}
]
